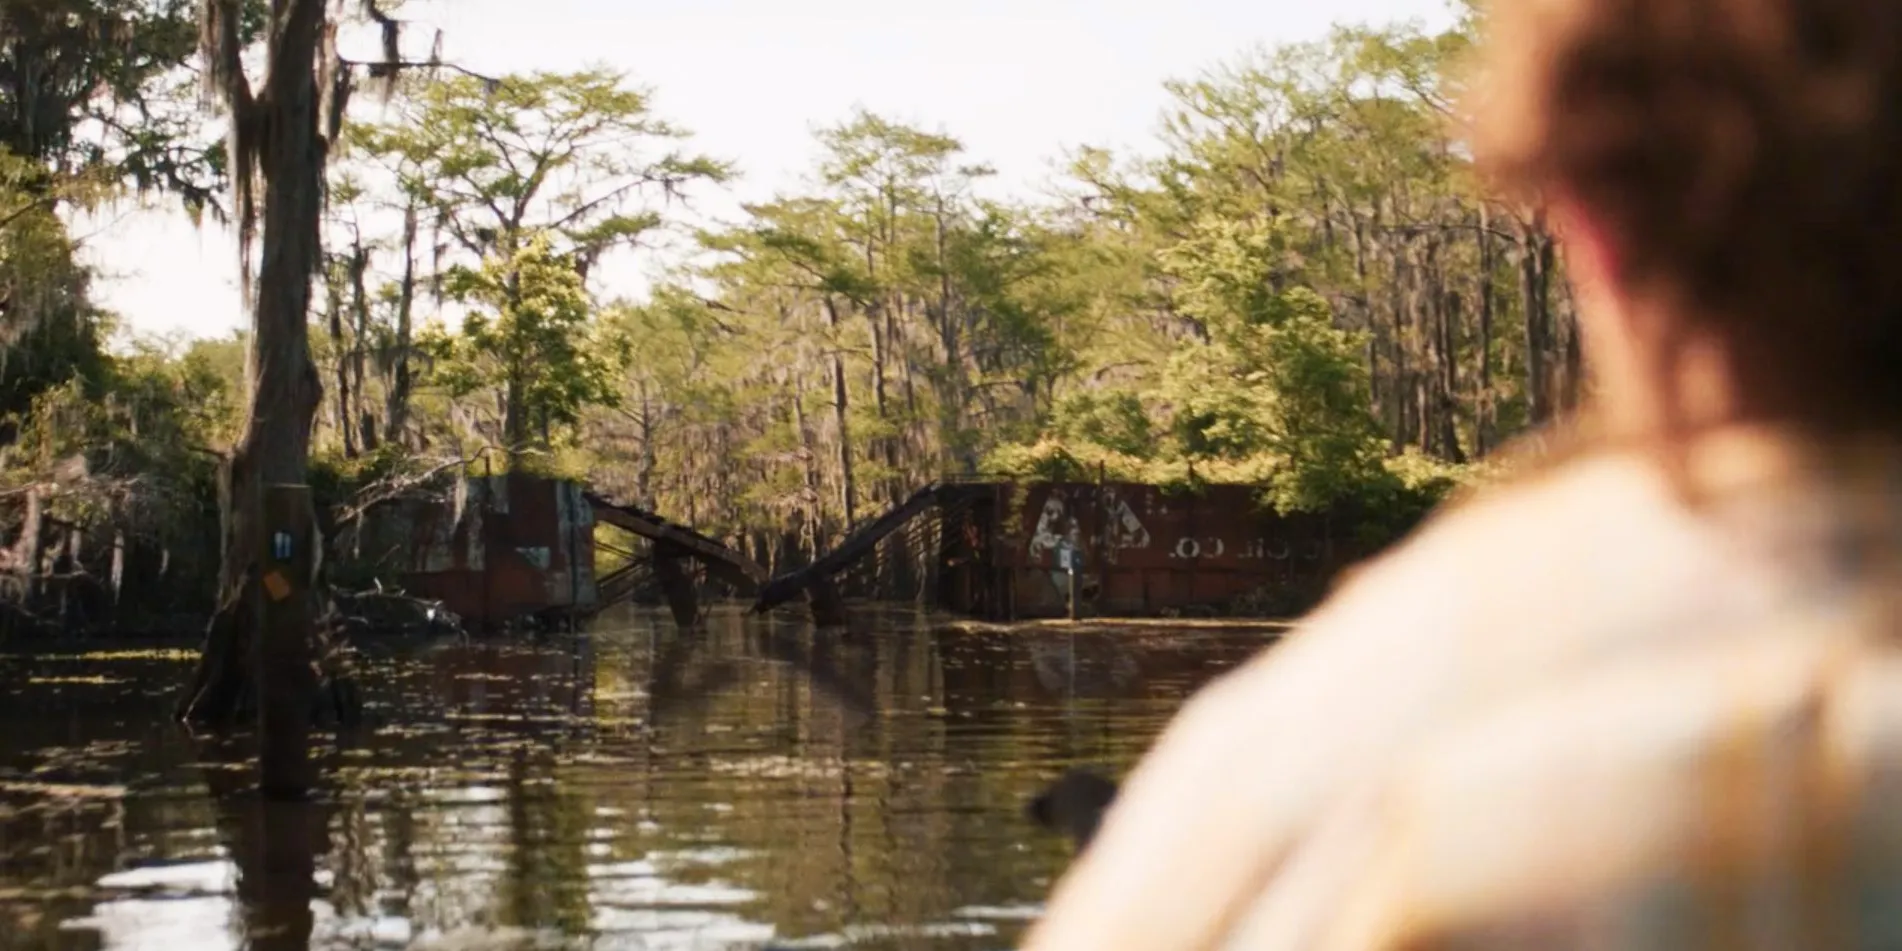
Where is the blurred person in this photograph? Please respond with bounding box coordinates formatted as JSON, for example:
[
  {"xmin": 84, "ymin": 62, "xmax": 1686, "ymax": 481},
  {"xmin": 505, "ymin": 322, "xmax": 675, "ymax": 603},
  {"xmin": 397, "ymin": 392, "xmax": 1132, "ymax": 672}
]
[{"xmin": 1021, "ymin": 0, "xmax": 1902, "ymax": 947}]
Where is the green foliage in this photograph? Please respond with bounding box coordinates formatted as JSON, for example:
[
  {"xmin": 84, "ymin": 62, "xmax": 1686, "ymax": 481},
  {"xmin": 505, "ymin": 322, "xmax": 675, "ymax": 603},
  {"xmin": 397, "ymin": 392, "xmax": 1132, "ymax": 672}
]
[
  {"xmin": 1162, "ymin": 214, "xmax": 1305, "ymax": 334},
  {"xmin": 0, "ymin": 149, "xmax": 119, "ymax": 428},
  {"xmin": 348, "ymin": 68, "xmax": 730, "ymax": 264},
  {"xmin": 984, "ymin": 438, "xmax": 1148, "ymax": 484},
  {"xmin": 342, "ymin": 68, "xmax": 728, "ymax": 456},
  {"xmin": 0, "ymin": 0, "xmax": 257, "ymax": 629},
  {"xmin": 429, "ymin": 233, "xmax": 622, "ymax": 439},
  {"xmin": 0, "ymin": 333, "xmax": 233, "ymax": 618},
  {"xmin": 1254, "ymin": 314, "xmax": 1390, "ymax": 512},
  {"xmin": 1152, "ymin": 344, "xmax": 1270, "ymax": 460},
  {"xmin": 971, "ymin": 19, "xmax": 1545, "ymax": 528},
  {"xmin": 1048, "ymin": 391, "xmax": 1154, "ymax": 460},
  {"xmin": 990, "ymin": 207, "xmax": 1391, "ymax": 513},
  {"xmin": 0, "ymin": 0, "xmax": 252, "ymax": 217}
]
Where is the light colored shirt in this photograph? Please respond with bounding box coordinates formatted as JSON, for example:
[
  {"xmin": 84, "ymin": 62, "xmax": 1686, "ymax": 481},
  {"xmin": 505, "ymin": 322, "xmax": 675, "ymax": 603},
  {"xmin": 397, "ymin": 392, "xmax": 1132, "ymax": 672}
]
[{"xmin": 1022, "ymin": 427, "xmax": 1902, "ymax": 950}]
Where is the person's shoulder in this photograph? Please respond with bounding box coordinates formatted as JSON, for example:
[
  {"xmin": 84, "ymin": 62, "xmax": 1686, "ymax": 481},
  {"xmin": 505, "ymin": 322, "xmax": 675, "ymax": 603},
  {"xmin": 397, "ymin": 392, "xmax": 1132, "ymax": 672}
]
[
  {"xmin": 1128, "ymin": 444, "xmax": 1699, "ymax": 806},
  {"xmin": 1408, "ymin": 446, "xmax": 1671, "ymax": 562},
  {"xmin": 1305, "ymin": 622, "xmax": 1902, "ymax": 949},
  {"xmin": 1173, "ymin": 452, "xmax": 1661, "ymax": 737},
  {"xmin": 1315, "ymin": 448, "xmax": 1676, "ymax": 634},
  {"xmin": 1186, "ymin": 446, "xmax": 1700, "ymax": 728}
]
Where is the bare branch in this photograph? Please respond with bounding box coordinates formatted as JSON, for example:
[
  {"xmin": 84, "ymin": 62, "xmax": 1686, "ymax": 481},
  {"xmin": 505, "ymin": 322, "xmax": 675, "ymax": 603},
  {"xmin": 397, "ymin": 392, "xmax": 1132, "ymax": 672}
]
[
  {"xmin": 339, "ymin": 57, "xmax": 504, "ymax": 92},
  {"xmin": 329, "ymin": 453, "xmax": 469, "ymax": 527}
]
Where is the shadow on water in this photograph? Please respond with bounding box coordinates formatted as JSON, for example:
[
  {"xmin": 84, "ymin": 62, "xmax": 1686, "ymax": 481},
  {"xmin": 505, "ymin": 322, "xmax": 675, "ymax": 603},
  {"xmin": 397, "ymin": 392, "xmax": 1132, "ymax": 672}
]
[{"xmin": 0, "ymin": 606, "xmax": 1274, "ymax": 950}]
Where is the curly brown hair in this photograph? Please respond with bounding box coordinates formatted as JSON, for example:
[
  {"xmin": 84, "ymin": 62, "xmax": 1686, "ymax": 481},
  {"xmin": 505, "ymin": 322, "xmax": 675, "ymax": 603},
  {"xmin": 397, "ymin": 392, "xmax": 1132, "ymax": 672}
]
[{"xmin": 1467, "ymin": 0, "xmax": 1902, "ymax": 438}]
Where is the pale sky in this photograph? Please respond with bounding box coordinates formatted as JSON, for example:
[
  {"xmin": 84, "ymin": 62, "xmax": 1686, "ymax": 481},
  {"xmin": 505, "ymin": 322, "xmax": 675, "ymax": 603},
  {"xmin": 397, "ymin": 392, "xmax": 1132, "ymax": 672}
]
[{"xmin": 77, "ymin": 0, "xmax": 1453, "ymax": 342}]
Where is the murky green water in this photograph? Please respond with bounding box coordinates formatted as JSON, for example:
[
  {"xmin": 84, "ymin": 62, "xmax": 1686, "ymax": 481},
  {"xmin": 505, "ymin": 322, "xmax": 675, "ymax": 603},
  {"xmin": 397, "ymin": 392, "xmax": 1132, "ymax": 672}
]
[{"xmin": 0, "ymin": 607, "xmax": 1274, "ymax": 950}]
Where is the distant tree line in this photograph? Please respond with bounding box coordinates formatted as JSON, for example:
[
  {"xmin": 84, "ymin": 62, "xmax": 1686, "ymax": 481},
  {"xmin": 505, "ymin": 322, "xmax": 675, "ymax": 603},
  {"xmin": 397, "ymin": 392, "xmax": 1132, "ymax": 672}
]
[{"xmin": 0, "ymin": 1, "xmax": 1548, "ymax": 635}]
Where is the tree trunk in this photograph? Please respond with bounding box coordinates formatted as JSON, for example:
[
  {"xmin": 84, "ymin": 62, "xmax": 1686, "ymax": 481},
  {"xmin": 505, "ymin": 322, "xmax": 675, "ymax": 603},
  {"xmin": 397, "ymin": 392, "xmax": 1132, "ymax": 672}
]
[
  {"xmin": 868, "ymin": 303, "xmax": 892, "ymax": 493},
  {"xmin": 56, "ymin": 525, "xmax": 78, "ymax": 628},
  {"xmin": 825, "ymin": 297, "xmax": 857, "ymax": 531},
  {"xmin": 1475, "ymin": 204, "xmax": 1497, "ymax": 455},
  {"xmin": 110, "ymin": 529, "xmax": 125, "ymax": 605},
  {"xmin": 346, "ymin": 240, "xmax": 377, "ymax": 453},
  {"xmin": 935, "ymin": 193, "xmax": 963, "ymax": 467},
  {"xmin": 1352, "ymin": 214, "xmax": 1382, "ymax": 426},
  {"xmin": 792, "ymin": 378, "xmax": 822, "ymax": 561},
  {"xmin": 1403, "ymin": 235, "xmax": 1428, "ymax": 454},
  {"xmin": 323, "ymin": 261, "xmax": 355, "ymax": 458},
  {"xmin": 384, "ymin": 198, "xmax": 419, "ymax": 447},
  {"xmin": 1435, "ymin": 273, "xmax": 1467, "ymax": 463},
  {"xmin": 1519, "ymin": 211, "xmax": 1556, "ymax": 426},
  {"xmin": 504, "ymin": 373, "xmax": 528, "ymax": 449},
  {"xmin": 501, "ymin": 265, "xmax": 532, "ymax": 451},
  {"xmin": 635, "ymin": 382, "xmax": 657, "ymax": 510},
  {"xmin": 14, "ymin": 486, "xmax": 42, "ymax": 604},
  {"xmin": 1395, "ymin": 229, "xmax": 1416, "ymax": 453},
  {"xmin": 177, "ymin": 0, "xmax": 360, "ymax": 796},
  {"xmin": 1555, "ymin": 282, "xmax": 1584, "ymax": 414}
]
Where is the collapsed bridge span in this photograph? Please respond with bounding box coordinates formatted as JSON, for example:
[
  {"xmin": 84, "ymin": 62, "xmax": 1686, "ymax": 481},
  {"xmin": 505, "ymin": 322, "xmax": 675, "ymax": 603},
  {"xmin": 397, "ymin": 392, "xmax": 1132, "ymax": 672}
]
[
  {"xmin": 751, "ymin": 482, "xmax": 969, "ymax": 625},
  {"xmin": 585, "ymin": 493, "xmax": 767, "ymax": 628}
]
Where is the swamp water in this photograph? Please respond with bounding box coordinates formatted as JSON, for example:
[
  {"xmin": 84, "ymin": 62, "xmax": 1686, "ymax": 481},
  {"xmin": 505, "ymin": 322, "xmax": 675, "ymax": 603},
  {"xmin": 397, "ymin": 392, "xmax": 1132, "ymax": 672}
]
[{"xmin": 0, "ymin": 607, "xmax": 1274, "ymax": 950}]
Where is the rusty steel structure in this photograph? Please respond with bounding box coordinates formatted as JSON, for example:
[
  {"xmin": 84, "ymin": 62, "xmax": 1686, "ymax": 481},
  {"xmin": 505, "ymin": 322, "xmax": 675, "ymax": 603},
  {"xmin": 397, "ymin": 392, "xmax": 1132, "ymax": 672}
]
[
  {"xmin": 360, "ymin": 473, "xmax": 1365, "ymax": 629},
  {"xmin": 358, "ymin": 474, "xmax": 766, "ymax": 630},
  {"xmin": 749, "ymin": 482, "xmax": 944, "ymax": 624},
  {"xmin": 938, "ymin": 481, "xmax": 1354, "ymax": 619},
  {"xmin": 753, "ymin": 480, "xmax": 1365, "ymax": 622},
  {"xmin": 358, "ymin": 473, "xmax": 599, "ymax": 628},
  {"xmin": 586, "ymin": 491, "xmax": 768, "ymax": 627}
]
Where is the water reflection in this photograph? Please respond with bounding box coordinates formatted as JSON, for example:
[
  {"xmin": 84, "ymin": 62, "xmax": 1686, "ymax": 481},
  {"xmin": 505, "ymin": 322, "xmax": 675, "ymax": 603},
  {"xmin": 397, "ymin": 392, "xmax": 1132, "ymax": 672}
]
[{"xmin": 0, "ymin": 608, "xmax": 1276, "ymax": 950}]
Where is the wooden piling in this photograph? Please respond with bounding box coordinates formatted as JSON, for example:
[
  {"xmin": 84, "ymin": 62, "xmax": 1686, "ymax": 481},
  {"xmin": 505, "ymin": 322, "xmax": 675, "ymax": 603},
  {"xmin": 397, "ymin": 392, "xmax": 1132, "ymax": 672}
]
[{"xmin": 652, "ymin": 539, "xmax": 699, "ymax": 630}]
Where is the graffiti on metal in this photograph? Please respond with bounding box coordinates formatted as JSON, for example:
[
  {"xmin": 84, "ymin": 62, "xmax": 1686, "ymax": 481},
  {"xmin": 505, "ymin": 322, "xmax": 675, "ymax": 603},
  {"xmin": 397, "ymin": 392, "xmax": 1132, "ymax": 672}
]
[
  {"xmin": 1029, "ymin": 489, "xmax": 1154, "ymax": 565},
  {"xmin": 1168, "ymin": 536, "xmax": 1226, "ymax": 559},
  {"xmin": 1029, "ymin": 495, "xmax": 1076, "ymax": 564},
  {"xmin": 1102, "ymin": 488, "xmax": 1152, "ymax": 550}
]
